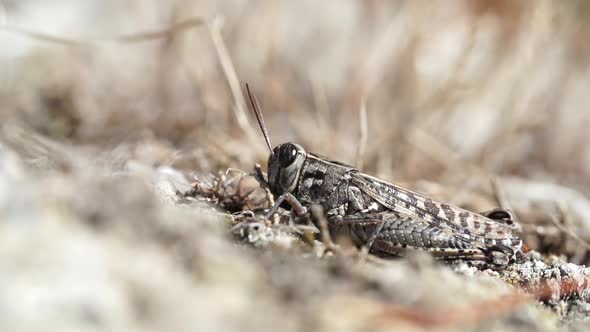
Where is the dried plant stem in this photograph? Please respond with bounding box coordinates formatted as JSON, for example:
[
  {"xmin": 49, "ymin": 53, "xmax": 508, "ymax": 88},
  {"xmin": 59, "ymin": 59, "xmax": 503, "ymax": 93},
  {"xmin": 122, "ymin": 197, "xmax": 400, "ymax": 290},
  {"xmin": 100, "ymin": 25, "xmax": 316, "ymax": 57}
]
[
  {"xmin": 355, "ymin": 95, "xmax": 368, "ymax": 171},
  {"xmin": 522, "ymin": 275, "xmax": 590, "ymax": 301},
  {"xmin": 491, "ymin": 177, "xmax": 510, "ymax": 210},
  {"xmin": 408, "ymin": 128, "xmax": 497, "ymax": 201},
  {"xmin": 491, "ymin": 177, "xmax": 520, "ymax": 224},
  {"xmin": 0, "ymin": 17, "xmax": 206, "ymax": 47},
  {"xmin": 207, "ymin": 17, "xmax": 260, "ymax": 150},
  {"xmin": 0, "ymin": 26, "xmax": 87, "ymax": 46},
  {"xmin": 116, "ymin": 17, "xmax": 206, "ymax": 42},
  {"xmin": 550, "ymin": 203, "xmax": 590, "ymax": 251},
  {"xmin": 310, "ymin": 79, "xmax": 331, "ymax": 127},
  {"xmin": 375, "ymin": 292, "xmax": 530, "ymax": 329},
  {"xmin": 310, "ymin": 204, "xmax": 337, "ymax": 251}
]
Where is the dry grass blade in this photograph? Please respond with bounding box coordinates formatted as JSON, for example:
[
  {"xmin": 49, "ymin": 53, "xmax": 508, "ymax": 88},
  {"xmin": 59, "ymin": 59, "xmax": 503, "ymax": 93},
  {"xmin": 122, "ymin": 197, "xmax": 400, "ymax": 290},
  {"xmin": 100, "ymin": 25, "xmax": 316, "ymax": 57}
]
[
  {"xmin": 1, "ymin": 124, "xmax": 79, "ymax": 170},
  {"xmin": 355, "ymin": 95, "xmax": 368, "ymax": 171},
  {"xmin": 0, "ymin": 17, "xmax": 206, "ymax": 46},
  {"xmin": 0, "ymin": 25, "xmax": 88, "ymax": 46},
  {"xmin": 491, "ymin": 177, "xmax": 520, "ymax": 224},
  {"xmin": 409, "ymin": 128, "xmax": 472, "ymax": 172},
  {"xmin": 550, "ymin": 203, "xmax": 590, "ymax": 252},
  {"xmin": 115, "ymin": 17, "xmax": 206, "ymax": 42},
  {"xmin": 491, "ymin": 177, "xmax": 511, "ymax": 210},
  {"xmin": 207, "ymin": 17, "xmax": 260, "ymax": 151},
  {"xmin": 310, "ymin": 204, "xmax": 337, "ymax": 252}
]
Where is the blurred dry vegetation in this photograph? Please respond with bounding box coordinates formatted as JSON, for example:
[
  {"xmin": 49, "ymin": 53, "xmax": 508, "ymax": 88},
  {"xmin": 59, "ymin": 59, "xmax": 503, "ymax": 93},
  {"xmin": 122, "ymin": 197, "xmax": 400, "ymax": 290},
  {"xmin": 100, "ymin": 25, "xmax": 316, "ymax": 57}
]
[{"xmin": 2, "ymin": 0, "xmax": 590, "ymax": 331}]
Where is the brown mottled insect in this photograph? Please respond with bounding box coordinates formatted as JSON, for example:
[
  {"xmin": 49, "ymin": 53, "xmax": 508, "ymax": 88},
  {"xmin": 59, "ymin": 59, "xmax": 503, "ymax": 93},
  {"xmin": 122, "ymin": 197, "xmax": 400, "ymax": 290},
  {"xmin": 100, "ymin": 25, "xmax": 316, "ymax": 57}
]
[{"xmin": 245, "ymin": 84, "xmax": 522, "ymax": 265}]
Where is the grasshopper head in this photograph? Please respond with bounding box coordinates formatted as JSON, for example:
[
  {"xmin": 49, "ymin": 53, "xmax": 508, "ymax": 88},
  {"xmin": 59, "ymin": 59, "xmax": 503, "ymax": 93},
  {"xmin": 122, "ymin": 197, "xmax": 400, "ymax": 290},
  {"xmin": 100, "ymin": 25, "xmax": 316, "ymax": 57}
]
[
  {"xmin": 268, "ymin": 143, "xmax": 307, "ymax": 196},
  {"xmin": 244, "ymin": 84, "xmax": 306, "ymax": 196}
]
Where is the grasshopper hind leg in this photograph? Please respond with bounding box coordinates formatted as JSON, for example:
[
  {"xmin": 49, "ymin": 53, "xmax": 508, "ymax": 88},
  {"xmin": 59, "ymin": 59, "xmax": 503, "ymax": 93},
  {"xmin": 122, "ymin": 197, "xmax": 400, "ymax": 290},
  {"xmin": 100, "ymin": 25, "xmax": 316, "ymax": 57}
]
[{"xmin": 340, "ymin": 212, "xmax": 490, "ymax": 262}]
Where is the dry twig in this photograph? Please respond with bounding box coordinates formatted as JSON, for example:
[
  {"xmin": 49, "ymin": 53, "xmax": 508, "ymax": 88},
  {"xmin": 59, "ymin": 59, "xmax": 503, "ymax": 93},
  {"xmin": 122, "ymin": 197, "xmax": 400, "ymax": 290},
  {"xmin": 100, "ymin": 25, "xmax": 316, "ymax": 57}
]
[
  {"xmin": 550, "ymin": 203, "xmax": 590, "ymax": 252},
  {"xmin": 355, "ymin": 95, "xmax": 368, "ymax": 171},
  {"xmin": 374, "ymin": 292, "xmax": 530, "ymax": 329},
  {"xmin": 491, "ymin": 176, "xmax": 520, "ymax": 225},
  {"xmin": 0, "ymin": 17, "xmax": 206, "ymax": 47},
  {"xmin": 521, "ymin": 275, "xmax": 590, "ymax": 302},
  {"xmin": 207, "ymin": 16, "xmax": 261, "ymax": 151},
  {"xmin": 491, "ymin": 177, "xmax": 510, "ymax": 211},
  {"xmin": 310, "ymin": 204, "xmax": 338, "ymax": 253}
]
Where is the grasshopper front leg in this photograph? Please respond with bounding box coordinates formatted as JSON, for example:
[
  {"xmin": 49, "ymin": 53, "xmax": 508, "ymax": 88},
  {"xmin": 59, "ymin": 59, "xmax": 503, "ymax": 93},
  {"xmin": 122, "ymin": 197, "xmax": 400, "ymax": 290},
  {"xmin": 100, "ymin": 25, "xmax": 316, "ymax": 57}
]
[
  {"xmin": 253, "ymin": 163, "xmax": 269, "ymax": 189},
  {"xmin": 252, "ymin": 164, "xmax": 310, "ymax": 217},
  {"xmin": 265, "ymin": 193, "xmax": 307, "ymax": 218}
]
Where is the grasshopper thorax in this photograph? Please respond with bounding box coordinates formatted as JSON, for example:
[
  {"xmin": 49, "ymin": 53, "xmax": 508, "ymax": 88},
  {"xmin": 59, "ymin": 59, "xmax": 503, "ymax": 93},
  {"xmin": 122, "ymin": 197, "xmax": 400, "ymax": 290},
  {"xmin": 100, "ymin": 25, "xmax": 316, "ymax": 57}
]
[{"xmin": 268, "ymin": 143, "xmax": 307, "ymax": 196}]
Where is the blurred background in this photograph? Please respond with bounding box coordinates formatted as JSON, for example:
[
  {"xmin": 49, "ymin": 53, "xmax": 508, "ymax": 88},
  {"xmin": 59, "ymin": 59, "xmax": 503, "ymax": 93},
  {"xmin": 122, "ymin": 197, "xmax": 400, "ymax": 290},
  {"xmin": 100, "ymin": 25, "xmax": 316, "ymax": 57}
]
[
  {"xmin": 2, "ymin": 1, "xmax": 590, "ymax": 331},
  {"xmin": 1, "ymin": 0, "xmax": 589, "ymax": 177}
]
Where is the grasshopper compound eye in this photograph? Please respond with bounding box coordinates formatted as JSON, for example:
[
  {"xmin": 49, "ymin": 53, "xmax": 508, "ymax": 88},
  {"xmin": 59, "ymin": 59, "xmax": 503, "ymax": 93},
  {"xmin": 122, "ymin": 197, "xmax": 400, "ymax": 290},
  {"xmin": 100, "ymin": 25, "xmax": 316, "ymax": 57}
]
[
  {"xmin": 276, "ymin": 143, "xmax": 299, "ymax": 167},
  {"xmin": 267, "ymin": 143, "xmax": 307, "ymax": 195}
]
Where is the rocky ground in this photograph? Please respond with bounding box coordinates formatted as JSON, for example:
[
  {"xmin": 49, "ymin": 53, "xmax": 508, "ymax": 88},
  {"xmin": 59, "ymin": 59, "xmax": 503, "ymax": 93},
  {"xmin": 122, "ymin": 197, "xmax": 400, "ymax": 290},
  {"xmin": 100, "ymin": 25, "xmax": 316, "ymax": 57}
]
[{"xmin": 1, "ymin": 135, "xmax": 589, "ymax": 332}]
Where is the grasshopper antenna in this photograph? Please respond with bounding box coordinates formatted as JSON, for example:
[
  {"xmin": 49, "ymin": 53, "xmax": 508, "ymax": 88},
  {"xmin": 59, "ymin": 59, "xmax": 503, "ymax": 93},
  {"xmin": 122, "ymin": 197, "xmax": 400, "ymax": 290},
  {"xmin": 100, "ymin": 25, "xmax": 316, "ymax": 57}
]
[{"xmin": 246, "ymin": 83, "xmax": 274, "ymax": 156}]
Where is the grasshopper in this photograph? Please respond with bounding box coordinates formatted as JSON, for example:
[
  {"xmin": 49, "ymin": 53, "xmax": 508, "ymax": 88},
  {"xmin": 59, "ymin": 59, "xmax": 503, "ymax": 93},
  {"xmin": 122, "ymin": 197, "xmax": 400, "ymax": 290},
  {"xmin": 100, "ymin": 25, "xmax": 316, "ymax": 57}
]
[{"xmin": 245, "ymin": 84, "xmax": 522, "ymax": 265}]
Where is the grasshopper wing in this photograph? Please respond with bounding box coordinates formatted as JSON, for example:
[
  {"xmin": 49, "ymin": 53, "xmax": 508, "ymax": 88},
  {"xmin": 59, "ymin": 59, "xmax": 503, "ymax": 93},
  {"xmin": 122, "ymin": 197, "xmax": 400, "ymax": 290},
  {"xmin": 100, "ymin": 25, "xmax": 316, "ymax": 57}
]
[{"xmin": 350, "ymin": 172, "xmax": 516, "ymax": 242}]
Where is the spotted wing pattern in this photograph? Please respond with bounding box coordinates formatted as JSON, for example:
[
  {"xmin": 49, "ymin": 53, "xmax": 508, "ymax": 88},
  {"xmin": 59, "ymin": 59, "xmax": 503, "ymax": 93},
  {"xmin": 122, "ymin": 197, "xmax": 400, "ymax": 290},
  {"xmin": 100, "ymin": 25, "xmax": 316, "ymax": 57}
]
[{"xmin": 350, "ymin": 172, "xmax": 514, "ymax": 241}]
